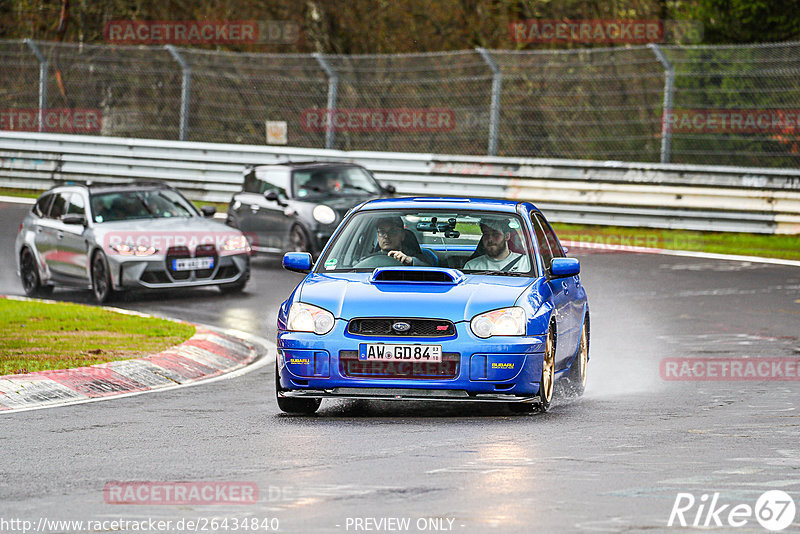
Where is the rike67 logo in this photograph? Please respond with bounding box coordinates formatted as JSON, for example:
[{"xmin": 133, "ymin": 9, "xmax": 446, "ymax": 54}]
[{"xmin": 669, "ymin": 491, "xmax": 796, "ymax": 531}]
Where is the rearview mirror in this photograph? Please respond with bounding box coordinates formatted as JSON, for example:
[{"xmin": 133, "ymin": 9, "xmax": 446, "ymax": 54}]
[
  {"xmin": 283, "ymin": 252, "xmax": 313, "ymax": 273},
  {"xmin": 550, "ymin": 257, "xmax": 580, "ymax": 278},
  {"xmin": 61, "ymin": 214, "xmax": 87, "ymax": 226}
]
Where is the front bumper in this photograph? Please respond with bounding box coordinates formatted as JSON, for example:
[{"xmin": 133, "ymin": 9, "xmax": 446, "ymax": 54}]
[
  {"xmin": 277, "ymin": 321, "xmax": 546, "ymax": 401},
  {"xmin": 108, "ymin": 253, "xmax": 249, "ymax": 290}
]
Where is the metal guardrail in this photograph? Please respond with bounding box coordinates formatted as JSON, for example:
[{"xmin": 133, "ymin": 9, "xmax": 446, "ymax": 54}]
[{"xmin": 1, "ymin": 131, "xmax": 799, "ymax": 234}]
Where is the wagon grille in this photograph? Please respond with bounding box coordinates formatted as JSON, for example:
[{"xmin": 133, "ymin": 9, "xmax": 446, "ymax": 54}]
[
  {"xmin": 339, "ymin": 350, "xmax": 459, "ymax": 379},
  {"xmin": 347, "ymin": 318, "xmax": 455, "ymax": 337}
]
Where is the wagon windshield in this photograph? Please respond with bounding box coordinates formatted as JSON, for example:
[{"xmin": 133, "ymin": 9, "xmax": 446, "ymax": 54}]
[{"xmin": 318, "ymin": 209, "xmax": 536, "ymax": 275}]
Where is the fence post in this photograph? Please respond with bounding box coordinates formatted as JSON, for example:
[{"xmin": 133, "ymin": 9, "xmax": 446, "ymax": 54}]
[
  {"xmin": 165, "ymin": 45, "xmax": 191, "ymax": 141},
  {"xmin": 314, "ymin": 53, "xmax": 338, "ymax": 150},
  {"xmin": 648, "ymin": 43, "xmax": 674, "ymax": 164},
  {"xmin": 476, "ymin": 48, "xmax": 502, "ymax": 157},
  {"xmin": 24, "ymin": 39, "xmax": 47, "ymax": 133}
]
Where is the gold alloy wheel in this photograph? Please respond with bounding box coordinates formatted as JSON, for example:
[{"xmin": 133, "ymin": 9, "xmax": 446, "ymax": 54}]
[
  {"xmin": 578, "ymin": 323, "xmax": 588, "ymax": 388},
  {"xmin": 542, "ymin": 329, "xmax": 555, "ymax": 404}
]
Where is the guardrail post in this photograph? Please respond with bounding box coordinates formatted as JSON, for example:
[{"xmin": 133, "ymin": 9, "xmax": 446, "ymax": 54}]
[
  {"xmin": 648, "ymin": 43, "xmax": 675, "ymax": 164},
  {"xmin": 314, "ymin": 53, "xmax": 339, "ymax": 150},
  {"xmin": 165, "ymin": 45, "xmax": 191, "ymax": 141},
  {"xmin": 476, "ymin": 48, "xmax": 502, "ymax": 157},
  {"xmin": 24, "ymin": 39, "xmax": 47, "ymax": 133}
]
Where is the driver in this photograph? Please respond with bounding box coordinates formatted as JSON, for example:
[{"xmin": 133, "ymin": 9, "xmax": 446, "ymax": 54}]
[
  {"xmin": 464, "ymin": 217, "xmax": 530, "ymax": 272},
  {"xmin": 374, "ymin": 216, "xmax": 429, "ymax": 266}
]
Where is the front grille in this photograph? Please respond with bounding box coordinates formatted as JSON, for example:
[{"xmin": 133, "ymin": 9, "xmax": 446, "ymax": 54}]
[
  {"xmin": 348, "ymin": 318, "xmax": 456, "ymax": 337},
  {"xmin": 339, "ymin": 350, "xmax": 459, "ymax": 379},
  {"xmin": 194, "ymin": 244, "xmax": 217, "ymax": 279},
  {"xmin": 166, "ymin": 246, "xmax": 191, "ymax": 280}
]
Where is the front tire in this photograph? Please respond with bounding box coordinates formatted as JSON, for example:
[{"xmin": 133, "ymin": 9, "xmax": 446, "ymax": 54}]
[
  {"xmin": 91, "ymin": 251, "xmax": 114, "ymax": 303},
  {"xmin": 289, "ymin": 225, "xmax": 311, "ymax": 254},
  {"xmin": 19, "ymin": 248, "xmax": 53, "ymax": 297},
  {"xmin": 538, "ymin": 325, "xmax": 556, "ymax": 412},
  {"xmin": 275, "ymin": 361, "xmax": 321, "ymax": 415}
]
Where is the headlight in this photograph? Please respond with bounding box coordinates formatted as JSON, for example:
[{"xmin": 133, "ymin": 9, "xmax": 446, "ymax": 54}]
[
  {"xmin": 313, "ymin": 204, "xmax": 337, "ymax": 225},
  {"xmin": 111, "ymin": 244, "xmax": 158, "ymax": 256},
  {"xmin": 222, "ymin": 235, "xmax": 250, "ymax": 252},
  {"xmin": 287, "ymin": 302, "xmax": 335, "ymax": 334},
  {"xmin": 470, "ymin": 307, "xmax": 526, "ymax": 338}
]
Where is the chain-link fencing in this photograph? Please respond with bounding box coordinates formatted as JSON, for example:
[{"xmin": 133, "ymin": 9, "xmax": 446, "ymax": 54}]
[{"xmin": 2, "ymin": 39, "xmax": 800, "ymax": 167}]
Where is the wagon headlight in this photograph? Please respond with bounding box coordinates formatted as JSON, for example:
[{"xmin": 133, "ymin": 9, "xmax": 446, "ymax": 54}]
[
  {"xmin": 111, "ymin": 244, "xmax": 158, "ymax": 256},
  {"xmin": 313, "ymin": 204, "xmax": 337, "ymax": 225},
  {"xmin": 287, "ymin": 302, "xmax": 335, "ymax": 334},
  {"xmin": 470, "ymin": 307, "xmax": 526, "ymax": 338},
  {"xmin": 222, "ymin": 235, "xmax": 250, "ymax": 252}
]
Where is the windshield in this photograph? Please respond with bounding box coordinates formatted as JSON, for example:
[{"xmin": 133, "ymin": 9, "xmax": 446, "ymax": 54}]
[
  {"xmin": 292, "ymin": 167, "xmax": 381, "ymax": 198},
  {"xmin": 89, "ymin": 189, "xmax": 198, "ymax": 223},
  {"xmin": 318, "ymin": 209, "xmax": 536, "ymax": 276}
]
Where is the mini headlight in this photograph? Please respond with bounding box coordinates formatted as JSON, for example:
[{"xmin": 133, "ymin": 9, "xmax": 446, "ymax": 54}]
[
  {"xmin": 287, "ymin": 302, "xmax": 335, "ymax": 335},
  {"xmin": 470, "ymin": 307, "xmax": 526, "ymax": 338},
  {"xmin": 313, "ymin": 204, "xmax": 337, "ymax": 225},
  {"xmin": 111, "ymin": 244, "xmax": 158, "ymax": 256},
  {"xmin": 222, "ymin": 235, "xmax": 250, "ymax": 252}
]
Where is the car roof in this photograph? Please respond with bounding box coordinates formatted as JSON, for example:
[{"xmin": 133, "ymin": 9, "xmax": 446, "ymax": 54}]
[
  {"xmin": 45, "ymin": 180, "xmax": 175, "ymax": 194},
  {"xmin": 357, "ymin": 197, "xmax": 538, "ymax": 213},
  {"xmin": 251, "ymin": 161, "xmax": 363, "ymax": 172}
]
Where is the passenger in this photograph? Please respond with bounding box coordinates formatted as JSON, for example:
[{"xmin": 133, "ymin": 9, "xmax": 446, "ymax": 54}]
[
  {"xmin": 464, "ymin": 217, "xmax": 531, "ymax": 272},
  {"xmin": 374, "ymin": 216, "xmax": 429, "ymax": 266}
]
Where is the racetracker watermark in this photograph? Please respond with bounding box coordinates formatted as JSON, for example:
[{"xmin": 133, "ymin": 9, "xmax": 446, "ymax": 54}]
[
  {"xmin": 104, "ymin": 481, "xmax": 258, "ymax": 505},
  {"xmin": 665, "ymin": 109, "xmax": 800, "ymax": 134},
  {"xmin": 668, "ymin": 490, "xmax": 796, "ymax": 530},
  {"xmin": 509, "ymin": 19, "xmax": 702, "ymax": 44},
  {"xmin": 0, "ymin": 108, "xmax": 102, "ymax": 133},
  {"xmin": 660, "ymin": 358, "xmax": 800, "ymax": 381},
  {"xmin": 104, "ymin": 20, "xmax": 300, "ymax": 45},
  {"xmin": 300, "ymin": 108, "xmax": 456, "ymax": 133},
  {"xmin": 559, "ymin": 232, "xmax": 704, "ymax": 253},
  {"xmin": 102, "ymin": 231, "xmax": 253, "ymax": 255}
]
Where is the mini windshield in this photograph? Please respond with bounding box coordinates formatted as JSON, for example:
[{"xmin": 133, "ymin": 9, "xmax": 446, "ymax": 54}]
[
  {"xmin": 293, "ymin": 167, "xmax": 381, "ymax": 198},
  {"xmin": 89, "ymin": 189, "xmax": 198, "ymax": 223},
  {"xmin": 318, "ymin": 210, "xmax": 536, "ymax": 276}
]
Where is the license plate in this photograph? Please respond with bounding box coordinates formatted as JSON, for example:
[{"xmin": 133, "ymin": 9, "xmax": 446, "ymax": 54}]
[
  {"xmin": 172, "ymin": 257, "xmax": 214, "ymax": 271},
  {"xmin": 359, "ymin": 343, "xmax": 442, "ymax": 362}
]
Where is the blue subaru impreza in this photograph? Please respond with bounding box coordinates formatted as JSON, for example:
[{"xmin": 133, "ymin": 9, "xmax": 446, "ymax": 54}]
[{"xmin": 276, "ymin": 197, "xmax": 589, "ymax": 414}]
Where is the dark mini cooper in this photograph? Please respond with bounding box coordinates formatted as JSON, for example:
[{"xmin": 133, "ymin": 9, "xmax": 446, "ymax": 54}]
[{"xmin": 226, "ymin": 162, "xmax": 394, "ymax": 257}]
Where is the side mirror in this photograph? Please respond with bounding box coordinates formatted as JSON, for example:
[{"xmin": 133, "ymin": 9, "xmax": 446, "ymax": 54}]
[
  {"xmin": 200, "ymin": 205, "xmax": 216, "ymax": 218},
  {"xmin": 62, "ymin": 214, "xmax": 87, "ymax": 226},
  {"xmin": 283, "ymin": 252, "xmax": 313, "ymax": 273},
  {"xmin": 383, "ymin": 184, "xmax": 396, "ymax": 195},
  {"xmin": 265, "ymin": 190, "xmax": 287, "ymax": 206},
  {"xmin": 550, "ymin": 257, "xmax": 580, "ymax": 278}
]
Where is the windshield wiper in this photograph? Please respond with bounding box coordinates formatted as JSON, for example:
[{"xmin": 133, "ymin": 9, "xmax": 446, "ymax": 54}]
[{"xmin": 465, "ymin": 270, "xmax": 529, "ymax": 277}]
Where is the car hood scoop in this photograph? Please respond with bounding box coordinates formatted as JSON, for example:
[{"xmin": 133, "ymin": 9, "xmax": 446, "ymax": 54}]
[{"xmin": 370, "ymin": 267, "xmax": 465, "ymax": 284}]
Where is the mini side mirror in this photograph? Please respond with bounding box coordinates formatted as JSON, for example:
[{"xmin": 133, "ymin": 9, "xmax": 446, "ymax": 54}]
[
  {"xmin": 200, "ymin": 205, "xmax": 216, "ymax": 217},
  {"xmin": 383, "ymin": 184, "xmax": 396, "ymax": 195},
  {"xmin": 265, "ymin": 190, "xmax": 279, "ymax": 201}
]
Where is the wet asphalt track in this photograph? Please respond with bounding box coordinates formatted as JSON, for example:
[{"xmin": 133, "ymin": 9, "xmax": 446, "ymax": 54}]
[{"xmin": 0, "ymin": 200, "xmax": 799, "ymax": 533}]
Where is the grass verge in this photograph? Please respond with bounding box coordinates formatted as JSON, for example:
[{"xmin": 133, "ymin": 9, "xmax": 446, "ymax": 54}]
[{"xmin": 0, "ymin": 298, "xmax": 195, "ymax": 376}]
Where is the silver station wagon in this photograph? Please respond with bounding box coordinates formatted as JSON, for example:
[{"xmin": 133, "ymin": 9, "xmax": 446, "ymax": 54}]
[{"xmin": 15, "ymin": 181, "xmax": 251, "ymax": 302}]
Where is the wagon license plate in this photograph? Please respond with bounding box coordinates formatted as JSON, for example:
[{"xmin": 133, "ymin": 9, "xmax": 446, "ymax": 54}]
[
  {"xmin": 359, "ymin": 343, "xmax": 442, "ymax": 362},
  {"xmin": 172, "ymin": 257, "xmax": 214, "ymax": 271}
]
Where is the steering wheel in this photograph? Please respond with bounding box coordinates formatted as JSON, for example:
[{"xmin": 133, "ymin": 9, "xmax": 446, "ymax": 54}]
[{"xmin": 353, "ymin": 251, "xmax": 405, "ymax": 268}]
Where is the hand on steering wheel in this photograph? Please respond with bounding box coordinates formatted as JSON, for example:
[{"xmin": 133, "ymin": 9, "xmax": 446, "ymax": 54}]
[{"xmin": 387, "ymin": 250, "xmax": 413, "ymax": 265}]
